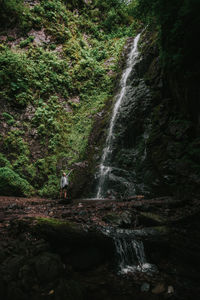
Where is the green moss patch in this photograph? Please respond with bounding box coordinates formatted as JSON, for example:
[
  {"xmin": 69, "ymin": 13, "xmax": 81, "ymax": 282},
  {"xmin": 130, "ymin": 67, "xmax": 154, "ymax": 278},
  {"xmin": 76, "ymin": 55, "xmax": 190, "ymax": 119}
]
[
  {"xmin": 0, "ymin": 167, "xmax": 34, "ymax": 196},
  {"xmin": 0, "ymin": 0, "xmax": 138, "ymax": 197}
]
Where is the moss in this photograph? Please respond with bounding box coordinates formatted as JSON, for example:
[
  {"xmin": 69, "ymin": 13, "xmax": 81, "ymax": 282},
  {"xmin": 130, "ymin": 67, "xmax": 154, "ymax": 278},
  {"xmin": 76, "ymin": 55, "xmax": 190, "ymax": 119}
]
[
  {"xmin": 32, "ymin": 217, "xmax": 87, "ymax": 242},
  {"xmin": 19, "ymin": 36, "xmax": 35, "ymax": 48},
  {"xmin": 150, "ymin": 226, "xmax": 169, "ymax": 235},
  {"xmin": 0, "ymin": 167, "xmax": 34, "ymax": 196},
  {"xmin": 102, "ymin": 213, "xmax": 122, "ymax": 225},
  {"xmin": 2, "ymin": 112, "xmax": 15, "ymax": 125},
  {"xmin": 0, "ymin": 153, "xmax": 12, "ymax": 168},
  {"xmin": 36, "ymin": 217, "xmax": 72, "ymax": 227},
  {"xmin": 0, "ymin": 0, "xmax": 138, "ymax": 197},
  {"xmin": 140, "ymin": 212, "xmax": 167, "ymax": 224}
]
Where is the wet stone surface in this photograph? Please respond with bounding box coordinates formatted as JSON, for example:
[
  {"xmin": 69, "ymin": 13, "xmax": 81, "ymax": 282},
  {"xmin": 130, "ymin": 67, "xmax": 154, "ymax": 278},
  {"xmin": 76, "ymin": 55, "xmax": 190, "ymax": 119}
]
[{"xmin": 0, "ymin": 196, "xmax": 200, "ymax": 299}]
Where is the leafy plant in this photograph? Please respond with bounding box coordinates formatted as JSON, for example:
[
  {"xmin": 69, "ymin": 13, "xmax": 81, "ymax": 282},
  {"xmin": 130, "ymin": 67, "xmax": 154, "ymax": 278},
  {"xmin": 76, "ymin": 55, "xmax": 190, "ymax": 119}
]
[
  {"xmin": 0, "ymin": 167, "xmax": 34, "ymax": 196},
  {"xmin": 2, "ymin": 112, "xmax": 15, "ymax": 125},
  {"xmin": 20, "ymin": 36, "xmax": 35, "ymax": 48},
  {"xmin": 0, "ymin": 0, "xmax": 138, "ymax": 197}
]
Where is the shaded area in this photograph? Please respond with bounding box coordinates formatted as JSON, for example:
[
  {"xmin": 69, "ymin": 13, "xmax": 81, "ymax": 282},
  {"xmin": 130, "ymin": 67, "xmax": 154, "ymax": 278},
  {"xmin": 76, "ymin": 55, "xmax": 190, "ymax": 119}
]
[{"xmin": 0, "ymin": 196, "xmax": 200, "ymax": 299}]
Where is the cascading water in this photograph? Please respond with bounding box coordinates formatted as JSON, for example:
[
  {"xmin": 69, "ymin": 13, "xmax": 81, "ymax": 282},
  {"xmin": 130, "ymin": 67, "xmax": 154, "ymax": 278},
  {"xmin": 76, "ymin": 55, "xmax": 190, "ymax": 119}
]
[
  {"xmin": 103, "ymin": 227, "xmax": 158, "ymax": 275},
  {"xmin": 114, "ymin": 237, "xmax": 157, "ymax": 274},
  {"xmin": 114, "ymin": 238, "xmax": 146, "ymax": 272},
  {"xmin": 96, "ymin": 33, "xmax": 142, "ymax": 199}
]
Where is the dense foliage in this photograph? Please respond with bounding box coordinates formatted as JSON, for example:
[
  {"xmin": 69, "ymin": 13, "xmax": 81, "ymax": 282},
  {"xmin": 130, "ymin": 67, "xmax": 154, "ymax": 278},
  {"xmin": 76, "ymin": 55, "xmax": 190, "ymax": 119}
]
[
  {"xmin": 0, "ymin": 0, "xmax": 137, "ymax": 197},
  {"xmin": 131, "ymin": 0, "xmax": 200, "ymax": 74},
  {"xmin": 0, "ymin": 167, "xmax": 34, "ymax": 196}
]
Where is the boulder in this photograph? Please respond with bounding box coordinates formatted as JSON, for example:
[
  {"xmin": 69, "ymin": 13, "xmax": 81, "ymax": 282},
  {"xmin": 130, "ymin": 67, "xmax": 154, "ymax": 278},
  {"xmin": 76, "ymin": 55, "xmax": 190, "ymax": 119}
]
[
  {"xmin": 141, "ymin": 282, "xmax": 150, "ymax": 292},
  {"xmin": 167, "ymin": 285, "xmax": 174, "ymax": 295},
  {"xmin": 102, "ymin": 211, "xmax": 132, "ymax": 226},
  {"xmin": 34, "ymin": 252, "xmax": 63, "ymax": 283},
  {"xmin": 12, "ymin": 217, "xmax": 115, "ymax": 271},
  {"xmin": 138, "ymin": 212, "xmax": 167, "ymax": 227},
  {"xmin": 152, "ymin": 283, "xmax": 166, "ymax": 294}
]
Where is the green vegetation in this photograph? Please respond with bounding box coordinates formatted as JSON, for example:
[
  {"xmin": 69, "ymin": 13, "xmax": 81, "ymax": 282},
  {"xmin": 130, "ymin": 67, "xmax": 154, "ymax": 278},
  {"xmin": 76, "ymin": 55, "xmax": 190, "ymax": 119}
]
[
  {"xmin": 129, "ymin": 0, "xmax": 200, "ymax": 197},
  {"xmin": 37, "ymin": 217, "xmax": 71, "ymax": 226},
  {"xmin": 19, "ymin": 36, "xmax": 35, "ymax": 48},
  {"xmin": 130, "ymin": 0, "xmax": 200, "ymax": 74},
  {"xmin": 2, "ymin": 112, "xmax": 15, "ymax": 125},
  {"xmin": 0, "ymin": 0, "xmax": 29, "ymax": 30},
  {"xmin": 0, "ymin": 0, "xmax": 138, "ymax": 197},
  {"xmin": 0, "ymin": 167, "xmax": 34, "ymax": 196}
]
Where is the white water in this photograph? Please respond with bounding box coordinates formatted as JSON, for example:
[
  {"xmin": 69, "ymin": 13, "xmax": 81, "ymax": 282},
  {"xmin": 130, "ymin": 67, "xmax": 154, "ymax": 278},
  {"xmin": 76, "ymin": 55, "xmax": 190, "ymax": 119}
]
[
  {"xmin": 96, "ymin": 33, "xmax": 142, "ymax": 199},
  {"xmin": 114, "ymin": 238, "xmax": 158, "ymax": 275},
  {"xmin": 115, "ymin": 238, "xmax": 146, "ymax": 267},
  {"xmin": 102, "ymin": 227, "xmax": 158, "ymax": 275}
]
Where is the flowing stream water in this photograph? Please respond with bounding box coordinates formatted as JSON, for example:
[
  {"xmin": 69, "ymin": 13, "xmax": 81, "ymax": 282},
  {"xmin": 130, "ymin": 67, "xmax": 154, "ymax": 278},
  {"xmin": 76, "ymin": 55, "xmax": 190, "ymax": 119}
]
[
  {"xmin": 96, "ymin": 33, "xmax": 142, "ymax": 199},
  {"xmin": 103, "ymin": 227, "xmax": 158, "ymax": 275},
  {"xmin": 114, "ymin": 237, "xmax": 157, "ymax": 274}
]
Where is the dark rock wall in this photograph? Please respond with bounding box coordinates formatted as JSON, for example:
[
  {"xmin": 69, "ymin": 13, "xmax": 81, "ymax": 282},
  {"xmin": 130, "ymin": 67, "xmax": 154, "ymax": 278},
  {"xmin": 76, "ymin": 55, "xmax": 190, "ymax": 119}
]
[
  {"xmin": 75, "ymin": 28, "xmax": 200, "ymax": 199},
  {"xmin": 139, "ymin": 29, "xmax": 200, "ymax": 198},
  {"xmin": 126, "ymin": 28, "xmax": 200, "ymax": 198}
]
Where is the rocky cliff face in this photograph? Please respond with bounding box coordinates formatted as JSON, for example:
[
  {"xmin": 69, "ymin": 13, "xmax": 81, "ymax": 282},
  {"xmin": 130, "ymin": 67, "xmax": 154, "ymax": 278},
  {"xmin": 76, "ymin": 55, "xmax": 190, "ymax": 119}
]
[
  {"xmin": 78, "ymin": 27, "xmax": 199, "ymax": 199},
  {"xmin": 137, "ymin": 29, "xmax": 200, "ymax": 198}
]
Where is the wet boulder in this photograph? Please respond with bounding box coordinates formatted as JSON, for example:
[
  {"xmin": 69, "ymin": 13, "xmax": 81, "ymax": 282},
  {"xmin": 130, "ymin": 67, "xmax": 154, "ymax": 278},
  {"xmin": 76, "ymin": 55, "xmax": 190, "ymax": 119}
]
[
  {"xmin": 34, "ymin": 252, "xmax": 63, "ymax": 283},
  {"xmin": 102, "ymin": 211, "xmax": 132, "ymax": 227},
  {"xmin": 11, "ymin": 217, "xmax": 115, "ymax": 271},
  {"xmin": 138, "ymin": 212, "xmax": 167, "ymax": 227}
]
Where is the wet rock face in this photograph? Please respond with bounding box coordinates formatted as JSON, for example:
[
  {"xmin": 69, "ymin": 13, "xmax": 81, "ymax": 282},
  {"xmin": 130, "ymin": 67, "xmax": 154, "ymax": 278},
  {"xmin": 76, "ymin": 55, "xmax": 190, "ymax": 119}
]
[
  {"xmin": 0, "ymin": 218, "xmax": 115, "ymax": 300},
  {"xmin": 88, "ymin": 28, "xmax": 200, "ymax": 199},
  {"xmin": 108, "ymin": 76, "xmax": 152, "ymax": 197},
  {"xmin": 1, "ymin": 196, "xmax": 200, "ymax": 300},
  {"xmin": 71, "ymin": 28, "xmax": 199, "ymax": 199}
]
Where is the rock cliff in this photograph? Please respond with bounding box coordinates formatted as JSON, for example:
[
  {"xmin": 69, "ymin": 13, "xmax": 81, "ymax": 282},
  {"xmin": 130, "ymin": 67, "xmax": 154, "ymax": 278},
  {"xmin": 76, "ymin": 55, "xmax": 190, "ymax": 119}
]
[{"xmin": 76, "ymin": 26, "xmax": 200, "ymax": 199}]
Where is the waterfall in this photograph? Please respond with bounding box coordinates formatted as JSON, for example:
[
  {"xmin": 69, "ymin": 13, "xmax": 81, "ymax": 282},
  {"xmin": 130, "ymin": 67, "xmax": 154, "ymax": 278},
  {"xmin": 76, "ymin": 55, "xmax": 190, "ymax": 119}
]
[
  {"xmin": 114, "ymin": 237, "xmax": 157, "ymax": 274},
  {"xmin": 103, "ymin": 227, "xmax": 158, "ymax": 275},
  {"xmin": 96, "ymin": 33, "xmax": 142, "ymax": 199},
  {"xmin": 115, "ymin": 238, "xmax": 146, "ymax": 270}
]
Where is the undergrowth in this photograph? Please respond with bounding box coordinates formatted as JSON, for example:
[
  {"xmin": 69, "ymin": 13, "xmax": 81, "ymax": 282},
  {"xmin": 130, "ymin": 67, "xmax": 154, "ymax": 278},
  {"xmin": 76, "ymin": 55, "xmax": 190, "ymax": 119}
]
[{"xmin": 0, "ymin": 0, "xmax": 138, "ymax": 197}]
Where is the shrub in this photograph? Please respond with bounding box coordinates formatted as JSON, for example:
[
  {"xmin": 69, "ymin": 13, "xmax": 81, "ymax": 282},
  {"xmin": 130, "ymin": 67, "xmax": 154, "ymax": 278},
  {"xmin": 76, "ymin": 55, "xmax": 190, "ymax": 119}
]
[
  {"xmin": 130, "ymin": 0, "xmax": 200, "ymax": 73},
  {"xmin": 19, "ymin": 36, "xmax": 35, "ymax": 48},
  {"xmin": 0, "ymin": 154, "xmax": 12, "ymax": 168},
  {"xmin": 0, "ymin": 167, "xmax": 34, "ymax": 196},
  {"xmin": 2, "ymin": 112, "xmax": 15, "ymax": 125},
  {"xmin": 38, "ymin": 175, "xmax": 59, "ymax": 198},
  {"xmin": 0, "ymin": 0, "xmax": 24, "ymax": 26},
  {"xmin": 0, "ymin": 0, "xmax": 31, "ymax": 31},
  {"xmin": 0, "ymin": 0, "xmax": 136, "ymax": 197},
  {"xmin": 3, "ymin": 131, "xmax": 30, "ymax": 157}
]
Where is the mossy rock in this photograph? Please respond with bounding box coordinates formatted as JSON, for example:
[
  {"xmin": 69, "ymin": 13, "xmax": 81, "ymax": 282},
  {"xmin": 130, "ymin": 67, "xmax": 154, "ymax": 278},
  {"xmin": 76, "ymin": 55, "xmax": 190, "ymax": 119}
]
[
  {"xmin": 102, "ymin": 213, "xmax": 123, "ymax": 226},
  {"xmin": 102, "ymin": 211, "xmax": 132, "ymax": 226},
  {"xmin": 0, "ymin": 167, "xmax": 34, "ymax": 196},
  {"xmin": 11, "ymin": 217, "xmax": 115, "ymax": 270},
  {"xmin": 33, "ymin": 252, "xmax": 63, "ymax": 283},
  {"xmin": 11, "ymin": 218, "xmax": 115, "ymax": 277},
  {"xmin": 138, "ymin": 212, "xmax": 167, "ymax": 227},
  {"xmin": 33, "ymin": 217, "xmax": 89, "ymax": 244},
  {"xmin": 55, "ymin": 279, "xmax": 84, "ymax": 300}
]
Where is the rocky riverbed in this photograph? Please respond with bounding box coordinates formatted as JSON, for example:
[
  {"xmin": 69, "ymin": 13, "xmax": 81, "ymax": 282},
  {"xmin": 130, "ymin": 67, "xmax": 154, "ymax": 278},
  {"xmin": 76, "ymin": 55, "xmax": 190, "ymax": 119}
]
[{"xmin": 0, "ymin": 196, "xmax": 200, "ymax": 300}]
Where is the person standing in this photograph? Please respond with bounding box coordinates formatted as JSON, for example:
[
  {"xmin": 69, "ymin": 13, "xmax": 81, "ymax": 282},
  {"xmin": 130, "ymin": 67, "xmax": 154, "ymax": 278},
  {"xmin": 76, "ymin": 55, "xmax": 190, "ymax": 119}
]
[
  {"xmin": 60, "ymin": 170, "xmax": 73, "ymax": 200},
  {"xmin": 60, "ymin": 172, "xmax": 68, "ymax": 200}
]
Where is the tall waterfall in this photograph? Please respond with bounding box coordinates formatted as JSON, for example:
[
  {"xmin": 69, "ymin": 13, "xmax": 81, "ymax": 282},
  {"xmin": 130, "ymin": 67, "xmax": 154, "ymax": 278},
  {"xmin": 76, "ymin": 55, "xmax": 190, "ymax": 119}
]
[{"xmin": 96, "ymin": 33, "xmax": 142, "ymax": 199}]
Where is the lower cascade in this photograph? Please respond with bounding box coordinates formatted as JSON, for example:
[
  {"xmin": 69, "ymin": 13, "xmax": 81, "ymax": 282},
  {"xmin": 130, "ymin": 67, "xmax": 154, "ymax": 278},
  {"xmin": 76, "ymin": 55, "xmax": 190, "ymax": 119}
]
[
  {"xmin": 114, "ymin": 237, "xmax": 157, "ymax": 275},
  {"xmin": 103, "ymin": 227, "xmax": 158, "ymax": 275}
]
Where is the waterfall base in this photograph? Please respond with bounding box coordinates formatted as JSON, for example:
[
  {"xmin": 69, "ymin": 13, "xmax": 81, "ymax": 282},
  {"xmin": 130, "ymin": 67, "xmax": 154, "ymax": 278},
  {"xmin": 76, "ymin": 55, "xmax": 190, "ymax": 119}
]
[{"xmin": 119, "ymin": 262, "xmax": 158, "ymax": 275}]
